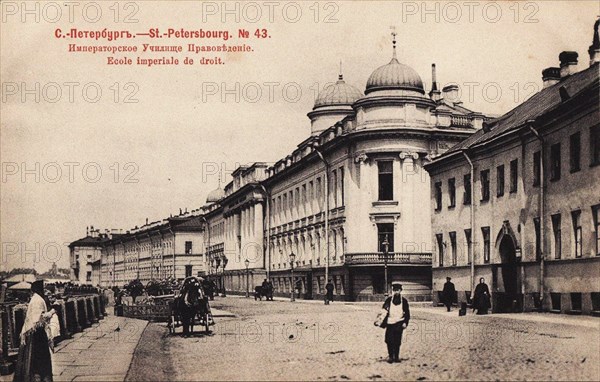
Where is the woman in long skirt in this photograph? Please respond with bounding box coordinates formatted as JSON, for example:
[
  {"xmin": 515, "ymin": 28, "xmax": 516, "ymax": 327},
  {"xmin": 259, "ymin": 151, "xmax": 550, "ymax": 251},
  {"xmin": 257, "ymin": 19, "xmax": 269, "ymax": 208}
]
[
  {"xmin": 472, "ymin": 277, "xmax": 491, "ymax": 315},
  {"xmin": 14, "ymin": 280, "xmax": 55, "ymax": 382}
]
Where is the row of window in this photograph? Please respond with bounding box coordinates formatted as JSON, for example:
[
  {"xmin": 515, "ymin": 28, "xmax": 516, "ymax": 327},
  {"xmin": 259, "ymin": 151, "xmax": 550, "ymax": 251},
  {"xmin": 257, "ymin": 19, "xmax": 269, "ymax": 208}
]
[
  {"xmin": 434, "ymin": 126, "xmax": 600, "ymax": 211},
  {"xmin": 271, "ymin": 166, "xmax": 345, "ymax": 224},
  {"xmin": 436, "ymin": 228, "xmax": 481, "ymax": 266},
  {"xmin": 436, "ymin": 205, "xmax": 600, "ymax": 266},
  {"xmin": 435, "ymin": 158, "xmax": 518, "ymax": 210}
]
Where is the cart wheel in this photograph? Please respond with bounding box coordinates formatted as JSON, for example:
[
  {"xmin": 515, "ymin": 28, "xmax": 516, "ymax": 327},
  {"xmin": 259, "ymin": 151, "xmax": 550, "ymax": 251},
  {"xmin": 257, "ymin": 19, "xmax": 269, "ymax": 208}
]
[
  {"xmin": 168, "ymin": 315, "xmax": 175, "ymax": 334},
  {"xmin": 204, "ymin": 313, "xmax": 210, "ymax": 333}
]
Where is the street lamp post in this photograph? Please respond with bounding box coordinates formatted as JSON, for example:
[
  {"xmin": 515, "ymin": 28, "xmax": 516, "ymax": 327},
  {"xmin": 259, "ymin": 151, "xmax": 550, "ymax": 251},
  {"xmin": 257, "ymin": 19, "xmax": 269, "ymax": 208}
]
[
  {"xmin": 214, "ymin": 256, "xmax": 221, "ymax": 297},
  {"xmin": 221, "ymin": 255, "xmax": 228, "ymax": 297},
  {"xmin": 245, "ymin": 259, "xmax": 250, "ymax": 298},
  {"xmin": 289, "ymin": 252, "xmax": 296, "ymax": 302},
  {"xmin": 382, "ymin": 234, "xmax": 390, "ymax": 296}
]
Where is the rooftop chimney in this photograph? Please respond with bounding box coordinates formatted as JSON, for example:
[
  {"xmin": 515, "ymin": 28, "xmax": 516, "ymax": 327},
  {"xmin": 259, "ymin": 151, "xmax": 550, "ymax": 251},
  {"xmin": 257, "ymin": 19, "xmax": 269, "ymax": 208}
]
[
  {"xmin": 429, "ymin": 63, "xmax": 441, "ymax": 102},
  {"xmin": 542, "ymin": 67, "xmax": 560, "ymax": 88},
  {"xmin": 442, "ymin": 84, "xmax": 460, "ymax": 104},
  {"xmin": 559, "ymin": 51, "xmax": 578, "ymax": 78},
  {"xmin": 589, "ymin": 18, "xmax": 600, "ymax": 66}
]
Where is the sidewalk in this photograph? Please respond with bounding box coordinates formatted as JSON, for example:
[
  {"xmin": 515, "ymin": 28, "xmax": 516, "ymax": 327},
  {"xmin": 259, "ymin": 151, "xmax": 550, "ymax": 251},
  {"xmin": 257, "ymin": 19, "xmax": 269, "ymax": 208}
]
[
  {"xmin": 225, "ymin": 294, "xmax": 599, "ymax": 328},
  {"xmin": 1, "ymin": 313, "xmax": 148, "ymax": 382}
]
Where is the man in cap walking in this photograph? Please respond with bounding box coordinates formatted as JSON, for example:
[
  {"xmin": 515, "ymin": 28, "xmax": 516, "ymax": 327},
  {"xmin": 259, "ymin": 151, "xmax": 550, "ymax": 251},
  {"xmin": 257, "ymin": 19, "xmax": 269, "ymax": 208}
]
[{"xmin": 381, "ymin": 281, "xmax": 410, "ymax": 363}]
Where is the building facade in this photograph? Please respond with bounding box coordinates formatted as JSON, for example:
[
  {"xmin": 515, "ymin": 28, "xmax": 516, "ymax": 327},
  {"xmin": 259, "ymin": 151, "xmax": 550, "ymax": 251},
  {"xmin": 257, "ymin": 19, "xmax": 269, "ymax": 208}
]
[
  {"xmin": 203, "ymin": 36, "xmax": 492, "ymax": 301},
  {"xmin": 69, "ymin": 227, "xmax": 110, "ymax": 285},
  {"xmin": 70, "ymin": 215, "xmax": 205, "ymax": 287},
  {"xmin": 424, "ymin": 23, "xmax": 600, "ymax": 314}
]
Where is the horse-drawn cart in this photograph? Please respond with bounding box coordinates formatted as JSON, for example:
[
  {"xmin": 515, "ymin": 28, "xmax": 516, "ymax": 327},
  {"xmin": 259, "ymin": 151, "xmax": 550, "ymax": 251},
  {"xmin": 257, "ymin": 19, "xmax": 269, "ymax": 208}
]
[{"xmin": 165, "ymin": 277, "xmax": 215, "ymax": 336}]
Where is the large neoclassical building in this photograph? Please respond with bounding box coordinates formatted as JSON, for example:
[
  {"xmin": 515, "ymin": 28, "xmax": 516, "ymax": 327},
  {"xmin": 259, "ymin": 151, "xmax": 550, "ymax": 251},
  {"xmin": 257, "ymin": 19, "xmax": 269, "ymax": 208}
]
[
  {"xmin": 201, "ymin": 37, "xmax": 490, "ymax": 301},
  {"xmin": 71, "ymin": 36, "xmax": 489, "ymax": 300}
]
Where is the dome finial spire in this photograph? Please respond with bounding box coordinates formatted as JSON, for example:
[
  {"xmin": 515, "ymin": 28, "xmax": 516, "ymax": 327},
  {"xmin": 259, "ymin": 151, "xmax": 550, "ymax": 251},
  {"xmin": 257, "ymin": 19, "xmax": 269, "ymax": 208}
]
[
  {"xmin": 390, "ymin": 26, "xmax": 398, "ymax": 59},
  {"xmin": 338, "ymin": 60, "xmax": 343, "ymax": 81}
]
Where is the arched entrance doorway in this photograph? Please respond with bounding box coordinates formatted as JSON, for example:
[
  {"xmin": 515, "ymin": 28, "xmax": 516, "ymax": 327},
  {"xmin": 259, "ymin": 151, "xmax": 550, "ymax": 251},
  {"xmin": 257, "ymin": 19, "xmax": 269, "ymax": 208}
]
[
  {"xmin": 493, "ymin": 222, "xmax": 523, "ymax": 313},
  {"xmin": 499, "ymin": 236, "xmax": 518, "ymax": 297}
]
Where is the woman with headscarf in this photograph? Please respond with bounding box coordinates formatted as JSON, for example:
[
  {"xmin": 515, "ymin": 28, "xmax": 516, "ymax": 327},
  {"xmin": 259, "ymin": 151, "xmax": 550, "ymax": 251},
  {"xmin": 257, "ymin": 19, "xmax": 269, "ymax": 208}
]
[
  {"xmin": 472, "ymin": 277, "xmax": 491, "ymax": 315},
  {"xmin": 14, "ymin": 279, "xmax": 56, "ymax": 382}
]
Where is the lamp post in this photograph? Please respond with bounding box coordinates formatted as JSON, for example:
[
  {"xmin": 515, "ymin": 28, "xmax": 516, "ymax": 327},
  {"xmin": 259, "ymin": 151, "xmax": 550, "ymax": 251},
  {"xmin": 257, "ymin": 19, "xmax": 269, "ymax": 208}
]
[
  {"xmin": 214, "ymin": 256, "xmax": 221, "ymax": 297},
  {"xmin": 289, "ymin": 252, "xmax": 296, "ymax": 302},
  {"xmin": 382, "ymin": 234, "xmax": 390, "ymax": 296},
  {"xmin": 221, "ymin": 255, "xmax": 228, "ymax": 297},
  {"xmin": 245, "ymin": 259, "xmax": 250, "ymax": 298}
]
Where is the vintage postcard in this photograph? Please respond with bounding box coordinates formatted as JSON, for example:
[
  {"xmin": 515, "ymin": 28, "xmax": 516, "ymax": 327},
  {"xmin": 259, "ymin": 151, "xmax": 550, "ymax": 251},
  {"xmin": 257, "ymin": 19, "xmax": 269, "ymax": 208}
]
[{"xmin": 1, "ymin": 1, "xmax": 599, "ymax": 381}]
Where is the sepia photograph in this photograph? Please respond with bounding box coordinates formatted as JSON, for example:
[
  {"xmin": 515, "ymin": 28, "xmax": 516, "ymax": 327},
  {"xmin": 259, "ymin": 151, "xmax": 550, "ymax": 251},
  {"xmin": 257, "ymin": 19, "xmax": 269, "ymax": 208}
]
[{"xmin": 1, "ymin": 1, "xmax": 599, "ymax": 381}]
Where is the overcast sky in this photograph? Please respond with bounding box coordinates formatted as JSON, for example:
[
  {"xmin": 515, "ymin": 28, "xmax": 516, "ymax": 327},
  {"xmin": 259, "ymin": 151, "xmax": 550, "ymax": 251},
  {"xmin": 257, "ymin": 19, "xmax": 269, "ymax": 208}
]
[{"xmin": 1, "ymin": 1, "xmax": 598, "ymax": 273}]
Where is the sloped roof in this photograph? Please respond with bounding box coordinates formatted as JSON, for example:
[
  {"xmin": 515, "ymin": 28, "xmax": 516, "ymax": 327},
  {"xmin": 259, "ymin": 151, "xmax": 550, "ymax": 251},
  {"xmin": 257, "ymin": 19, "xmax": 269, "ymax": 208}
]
[
  {"xmin": 68, "ymin": 235, "xmax": 110, "ymax": 248},
  {"xmin": 435, "ymin": 63, "xmax": 599, "ymax": 159}
]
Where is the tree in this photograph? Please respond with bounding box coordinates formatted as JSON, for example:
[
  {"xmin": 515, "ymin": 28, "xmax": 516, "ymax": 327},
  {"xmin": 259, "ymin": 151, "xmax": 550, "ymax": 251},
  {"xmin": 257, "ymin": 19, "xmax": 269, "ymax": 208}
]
[{"xmin": 125, "ymin": 279, "xmax": 144, "ymax": 303}]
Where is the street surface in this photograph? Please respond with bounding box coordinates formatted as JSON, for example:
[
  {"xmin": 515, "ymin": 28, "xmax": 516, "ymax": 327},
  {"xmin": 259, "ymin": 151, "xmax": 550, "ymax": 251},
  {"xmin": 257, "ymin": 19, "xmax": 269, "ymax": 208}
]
[{"xmin": 126, "ymin": 296, "xmax": 600, "ymax": 381}]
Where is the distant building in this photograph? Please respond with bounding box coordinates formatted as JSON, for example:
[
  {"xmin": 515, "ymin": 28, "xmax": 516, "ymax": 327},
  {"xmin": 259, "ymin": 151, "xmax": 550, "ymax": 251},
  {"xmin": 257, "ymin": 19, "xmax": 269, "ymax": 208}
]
[
  {"xmin": 100, "ymin": 215, "xmax": 205, "ymax": 287},
  {"xmin": 424, "ymin": 21, "xmax": 600, "ymax": 314},
  {"xmin": 68, "ymin": 226, "xmax": 110, "ymax": 285},
  {"xmin": 69, "ymin": 215, "xmax": 205, "ymax": 287}
]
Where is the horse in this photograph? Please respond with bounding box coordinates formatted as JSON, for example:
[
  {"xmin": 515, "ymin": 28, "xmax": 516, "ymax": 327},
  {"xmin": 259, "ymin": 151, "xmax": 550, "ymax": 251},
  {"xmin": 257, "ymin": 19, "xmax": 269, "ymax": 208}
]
[{"xmin": 173, "ymin": 277, "xmax": 208, "ymax": 336}]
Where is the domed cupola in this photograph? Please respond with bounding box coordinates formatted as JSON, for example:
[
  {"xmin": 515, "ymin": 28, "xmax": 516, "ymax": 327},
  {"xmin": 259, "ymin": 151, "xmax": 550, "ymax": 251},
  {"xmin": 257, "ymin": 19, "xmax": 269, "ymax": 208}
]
[
  {"xmin": 314, "ymin": 74, "xmax": 363, "ymax": 108},
  {"xmin": 206, "ymin": 186, "xmax": 224, "ymax": 204},
  {"xmin": 365, "ymin": 57, "xmax": 425, "ymax": 95},
  {"xmin": 307, "ymin": 65, "xmax": 362, "ymax": 136},
  {"xmin": 360, "ymin": 30, "xmax": 428, "ymax": 101}
]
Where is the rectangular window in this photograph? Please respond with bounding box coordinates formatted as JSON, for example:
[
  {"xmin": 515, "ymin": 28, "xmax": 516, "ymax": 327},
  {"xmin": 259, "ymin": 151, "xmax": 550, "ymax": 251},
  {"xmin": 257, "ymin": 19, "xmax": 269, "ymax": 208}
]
[
  {"xmin": 302, "ymin": 184, "xmax": 307, "ymax": 216},
  {"xmin": 464, "ymin": 229, "xmax": 472, "ymax": 265},
  {"xmin": 571, "ymin": 210, "xmax": 582, "ymax": 258},
  {"xmin": 534, "ymin": 217, "xmax": 541, "ymax": 261},
  {"xmin": 510, "ymin": 159, "xmax": 518, "ymax": 193},
  {"xmin": 185, "ymin": 265, "xmax": 193, "ymax": 278},
  {"xmin": 496, "ymin": 165, "xmax": 505, "ymax": 197},
  {"xmin": 378, "ymin": 161, "xmax": 394, "ymax": 201},
  {"xmin": 316, "ymin": 177, "xmax": 322, "ymax": 202},
  {"xmin": 279, "ymin": 195, "xmax": 284, "ymax": 219},
  {"xmin": 185, "ymin": 241, "xmax": 192, "ymax": 254},
  {"xmin": 434, "ymin": 181, "xmax": 443, "ymax": 211},
  {"xmin": 463, "ymin": 174, "xmax": 471, "ymax": 205},
  {"xmin": 550, "ymin": 143, "xmax": 561, "ymax": 181},
  {"xmin": 448, "ymin": 178, "xmax": 456, "ymax": 208},
  {"xmin": 86, "ymin": 271, "xmax": 92, "ymax": 282},
  {"xmin": 331, "ymin": 170, "xmax": 337, "ymax": 208},
  {"xmin": 377, "ymin": 223, "xmax": 395, "ymax": 252},
  {"xmin": 450, "ymin": 231, "xmax": 457, "ymax": 266},
  {"xmin": 552, "ymin": 213, "xmax": 562, "ymax": 259},
  {"xmin": 436, "ymin": 234, "xmax": 444, "ymax": 267},
  {"xmin": 593, "ymin": 205, "xmax": 600, "ymax": 256},
  {"xmin": 570, "ymin": 132, "xmax": 581, "ymax": 173},
  {"xmin": 482, "ymin": 227, "xmax": 490, "ymax": 263},
  {"xmin": 533, "ymin": 151, "xmax": 541, "ymax": 186},
  {"xmin": 591, "ymin": 126, "xmax": 600, "ymax": 166},
  {"xmin": 480, "ymin": 169, "xmax": 490, "ymax": 202},
  {"xmin": 339, "ymin": 167, "xmax": 345, "ymax": 206}
]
